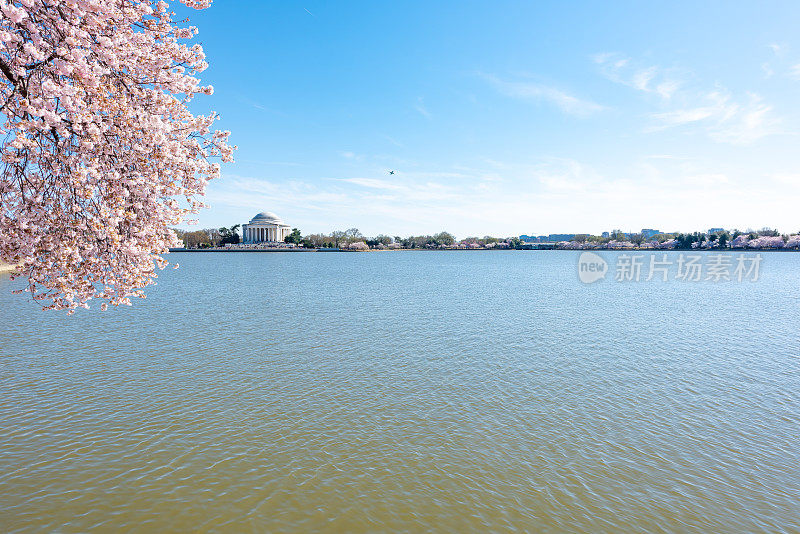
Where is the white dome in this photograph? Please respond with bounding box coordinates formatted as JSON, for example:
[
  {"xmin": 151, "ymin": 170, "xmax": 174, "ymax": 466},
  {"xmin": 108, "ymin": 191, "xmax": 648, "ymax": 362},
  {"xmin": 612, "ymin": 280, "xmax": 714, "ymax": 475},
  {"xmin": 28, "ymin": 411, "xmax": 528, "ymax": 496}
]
[{"xmin": 250, "ymin": 211, "xmax": 283, "ymax": 224}]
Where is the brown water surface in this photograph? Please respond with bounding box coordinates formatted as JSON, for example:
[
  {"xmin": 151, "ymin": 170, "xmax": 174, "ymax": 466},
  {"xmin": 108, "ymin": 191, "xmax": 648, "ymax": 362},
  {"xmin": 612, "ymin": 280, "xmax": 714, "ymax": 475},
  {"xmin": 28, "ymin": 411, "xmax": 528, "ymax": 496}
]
[{"xmin": 1, "ymin": 251, "xmax": 799, "ymax": 532}]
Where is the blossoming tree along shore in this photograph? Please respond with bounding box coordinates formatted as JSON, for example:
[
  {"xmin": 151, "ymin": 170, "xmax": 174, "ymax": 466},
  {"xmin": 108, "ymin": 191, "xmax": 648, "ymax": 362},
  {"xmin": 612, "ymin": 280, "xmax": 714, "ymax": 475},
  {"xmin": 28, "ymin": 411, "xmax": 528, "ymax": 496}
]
[{"xmin": 0, "ymin": 0, "xmax": 234, "ymax": 311}]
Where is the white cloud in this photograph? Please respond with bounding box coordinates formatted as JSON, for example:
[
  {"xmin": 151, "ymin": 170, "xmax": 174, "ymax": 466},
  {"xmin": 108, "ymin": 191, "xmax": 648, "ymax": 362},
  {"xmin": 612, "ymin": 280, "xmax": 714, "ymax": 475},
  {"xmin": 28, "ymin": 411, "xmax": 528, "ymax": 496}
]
[
  {"xmin": 198, "ymin": 151, "xmax": 800, "ymax": 237},
  {"xmin": 649, "ymin": 91, "xmax": 781, "ymax": 145},
  {"xmin": 594, "ymin": 52, "xmax": 682, "ymax": 100},
  {"xmin": 338, "ymin": 178, "xmax": 405, "ymax": 191},
  {"xmin": 650, "ymin": 107, "xmax": 715, "ymax": 126},
  {"xmin": 655, "ymin": 80, "xmax": 682, "ymax": 100},
  {"xmin": 596, "ymin": 52, "xmax": 784, "ymax": 145},
  {"xmin": 685, "ymin": 173, "xmax": 729, "ymax": 186},
  {"xmin": 632, "ymin": 66, "xmax": 657, "ymax": 92},
  {"xmin": 481, "ymin": 74, "xmax": 605, "ymax": 117},
  {"xmin": 414, "ymin": 97, "xmax": 431, "ymax": 119}
]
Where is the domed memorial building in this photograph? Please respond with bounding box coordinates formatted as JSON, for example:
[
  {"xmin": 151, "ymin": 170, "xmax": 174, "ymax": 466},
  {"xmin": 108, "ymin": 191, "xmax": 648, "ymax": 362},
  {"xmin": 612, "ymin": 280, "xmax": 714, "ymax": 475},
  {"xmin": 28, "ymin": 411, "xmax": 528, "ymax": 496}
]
[{"xmin": 241, "ymin": 212, "xmax": 292, "ymax": 243}]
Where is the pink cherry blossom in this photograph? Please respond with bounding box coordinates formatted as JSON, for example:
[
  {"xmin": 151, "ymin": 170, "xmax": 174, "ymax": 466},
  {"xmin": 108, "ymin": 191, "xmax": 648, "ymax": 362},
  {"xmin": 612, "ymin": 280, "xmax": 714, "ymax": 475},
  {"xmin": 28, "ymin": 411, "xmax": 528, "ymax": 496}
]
[
  {"xmin": 731, "ymin": 235, "xmax": 749, "ymax": 249},
  {"xmin": 348, "ymin": 241, "xmax": 369, "ymax": 251},
  {"xmin": 785, "ymin": 235, "xmax": 800, "ymax": 249},
  {"xmin": 1, "ymin": 0, "xmax": 234, "ymax": 312},
  {"xmin": 747, "ymin": 236, "xmax": 785, "ymax": 249}
]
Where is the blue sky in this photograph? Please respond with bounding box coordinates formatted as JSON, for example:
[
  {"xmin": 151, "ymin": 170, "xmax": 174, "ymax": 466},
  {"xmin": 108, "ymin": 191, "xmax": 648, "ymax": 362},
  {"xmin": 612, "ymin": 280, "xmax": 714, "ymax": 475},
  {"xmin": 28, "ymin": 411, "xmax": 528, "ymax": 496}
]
[{"xmin": 179, "ymin": 1, "xmax": 800, "ymax": 238}]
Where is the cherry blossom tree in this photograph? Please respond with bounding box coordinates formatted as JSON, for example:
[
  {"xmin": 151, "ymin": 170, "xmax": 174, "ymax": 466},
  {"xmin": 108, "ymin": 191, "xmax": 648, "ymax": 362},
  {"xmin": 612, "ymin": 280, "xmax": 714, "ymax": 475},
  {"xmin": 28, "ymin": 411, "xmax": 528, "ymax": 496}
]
[
  {"xmin": 785, "ymin": 235, "xmax": 800, "ymax": 249},
  {"xmin": 730, "ymin": 235, "xmax": 749, "ymax": 249},
  {"xmin": 747, "ymin": 235, "xmax": 785, "ymax": 249},
  {"xmin": 0, "ymin": 0, "xmax": 234, "ymax": 312},
  {"xmin": 348, "ymin": 241, "xmax": 369, "ymax": 251}
]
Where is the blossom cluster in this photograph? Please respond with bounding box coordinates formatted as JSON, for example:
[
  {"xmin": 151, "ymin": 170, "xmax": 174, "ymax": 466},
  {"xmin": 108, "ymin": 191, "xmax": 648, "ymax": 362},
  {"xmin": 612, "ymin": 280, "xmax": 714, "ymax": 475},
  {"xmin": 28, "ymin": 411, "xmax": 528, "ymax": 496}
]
[
  {"xmin": 558, "ymin": 236, "xmax": 800, "ymax": 251},
  {"xmin": 558, "ymin": 239, "xmax": 680, "ymax": 250},
  {"xmin": 0, "ymin": 0, "xmax": 234, "ymax": 311},
  {"xmin": 730, "ymin": 235, "xmax": 798, "ymax": 249}
]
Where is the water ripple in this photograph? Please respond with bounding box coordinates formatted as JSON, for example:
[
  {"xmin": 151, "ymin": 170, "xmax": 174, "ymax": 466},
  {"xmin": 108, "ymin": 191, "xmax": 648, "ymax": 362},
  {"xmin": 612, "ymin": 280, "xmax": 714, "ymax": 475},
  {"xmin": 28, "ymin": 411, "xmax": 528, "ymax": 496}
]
[{"xmin": 1, "ymin": 251, "xmax": 799, "ymax": 532}]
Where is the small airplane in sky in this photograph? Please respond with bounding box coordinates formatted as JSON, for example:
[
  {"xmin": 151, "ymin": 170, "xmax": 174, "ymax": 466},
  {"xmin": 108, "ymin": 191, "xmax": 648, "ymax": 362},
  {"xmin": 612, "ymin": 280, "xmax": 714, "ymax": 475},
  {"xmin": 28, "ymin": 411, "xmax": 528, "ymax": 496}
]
[{"xmin": 388, "ymin": 170, "xmax": 395, "ymax": 175}]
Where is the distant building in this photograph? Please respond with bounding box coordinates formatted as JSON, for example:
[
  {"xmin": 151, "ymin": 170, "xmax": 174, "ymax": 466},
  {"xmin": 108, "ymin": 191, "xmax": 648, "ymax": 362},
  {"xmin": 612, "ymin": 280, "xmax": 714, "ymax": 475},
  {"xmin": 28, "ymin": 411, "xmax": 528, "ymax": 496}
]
[
  {"xmin": 708, "ymin": 228, "xmax": 725, "ymax": 234},
  {"xmin": 601, "ymin": 232, "xmax": 610, "ymax": 238},
  {"xmin": 242, "ymin": 211, "xmax": 291, "ymax": 243},
  {"xmin": 549, "ymin": 234, "xmax": 575, "ymax": 242},
  {"xmin": 641, "ymin": 228, "xmax": 660, "ymax": 239},
  {"xmin": 520, "ymin": 235, "xmax": 556, "ymax": 243}
]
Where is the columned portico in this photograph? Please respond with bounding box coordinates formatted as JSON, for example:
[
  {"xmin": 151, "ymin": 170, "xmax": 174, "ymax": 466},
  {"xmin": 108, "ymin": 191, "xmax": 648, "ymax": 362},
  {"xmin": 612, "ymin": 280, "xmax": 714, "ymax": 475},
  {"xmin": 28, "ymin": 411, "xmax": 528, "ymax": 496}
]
[{"xmin": 241, "ymin": 211, "xmax": 291, "ymax": 244}]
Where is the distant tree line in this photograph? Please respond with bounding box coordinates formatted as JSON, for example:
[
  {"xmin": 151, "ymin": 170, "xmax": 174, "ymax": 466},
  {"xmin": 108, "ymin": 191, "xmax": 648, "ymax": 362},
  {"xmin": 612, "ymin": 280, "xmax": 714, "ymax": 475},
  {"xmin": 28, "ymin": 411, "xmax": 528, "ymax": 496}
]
[
  {"xmin": 172, "ymin": 225, "xmax": 536, "ymax": 250},
  {"xmin": 173, "ymin": 224, "xmax": 798, "ymax": 251},
  {"xmin": 173, "ymin": 225, "xmax": 240, "ymax": 248}
]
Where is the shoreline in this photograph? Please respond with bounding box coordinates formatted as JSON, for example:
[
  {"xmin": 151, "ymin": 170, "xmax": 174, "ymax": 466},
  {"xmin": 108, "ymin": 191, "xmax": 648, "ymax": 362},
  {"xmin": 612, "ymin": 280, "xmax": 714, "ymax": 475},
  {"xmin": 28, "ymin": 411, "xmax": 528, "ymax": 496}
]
[
  {"xmin": 169, "ymin": 247, "xmax": 314, "ymax": 253},
  {"xmin": 168, "ymin": 247, "xmax": 800, "ymax": 253},
  {"xmin": 0, "ymin": 262, "xmax": 21, "ymax": 274}
]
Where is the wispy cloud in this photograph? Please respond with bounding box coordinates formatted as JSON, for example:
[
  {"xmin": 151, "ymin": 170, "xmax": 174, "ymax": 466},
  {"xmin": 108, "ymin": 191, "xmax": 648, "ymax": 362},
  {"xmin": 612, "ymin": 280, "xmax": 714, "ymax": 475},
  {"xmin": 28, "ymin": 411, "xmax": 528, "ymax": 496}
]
[
  {"xmin": 202, "ymin": 149, "xmax": 800, "ymax": 236},
  {"xmin": 414, "ymin": 97, "xmax": 431, "ymax": 119},
  {"xmin": 384, "ymin": 135, "xmax": 404, "ymax": 147},
  {"xmin": 762, "ymin": 43, "xmax": 793, "ymax": 79},
  {"xmin": 645, "ymin": 154, "xmax": 674, "ymax": 159},
  {"xmin": 596, "ymin": 52, "xmax": 784, "ymax": 144},
  {"xmin": 649, "ymin": 91, "xmax": 781, "ymax": 145},
  {"xmin": 594, "ymin": 53, "xmax": 682, "ymax": 100},
  {"xmin": 338, "ymin": 178, "xmax": 405, "ymax": 191},
  {"xmin": 235, "ymin": 96, "xmax": 291, "ymax": 117},
  {"xmin": 481, "ymin": 74, "xmax": 605, "ymax": 117}
]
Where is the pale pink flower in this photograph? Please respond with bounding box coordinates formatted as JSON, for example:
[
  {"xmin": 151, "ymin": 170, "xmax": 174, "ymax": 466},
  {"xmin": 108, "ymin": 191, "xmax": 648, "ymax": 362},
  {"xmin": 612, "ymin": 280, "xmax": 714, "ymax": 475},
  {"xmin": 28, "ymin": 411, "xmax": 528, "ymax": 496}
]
[{"xmin": 0, "ymin": 0, "xmax": 234, "ymax": 311}]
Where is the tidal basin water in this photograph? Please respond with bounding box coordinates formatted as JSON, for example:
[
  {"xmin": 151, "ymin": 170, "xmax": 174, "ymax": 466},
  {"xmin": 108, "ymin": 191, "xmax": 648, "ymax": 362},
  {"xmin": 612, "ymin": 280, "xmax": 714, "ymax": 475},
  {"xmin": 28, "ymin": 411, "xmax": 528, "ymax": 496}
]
[{"xmin": 1, "ymin": 251, "xmax": 799, "ymax": 532}]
